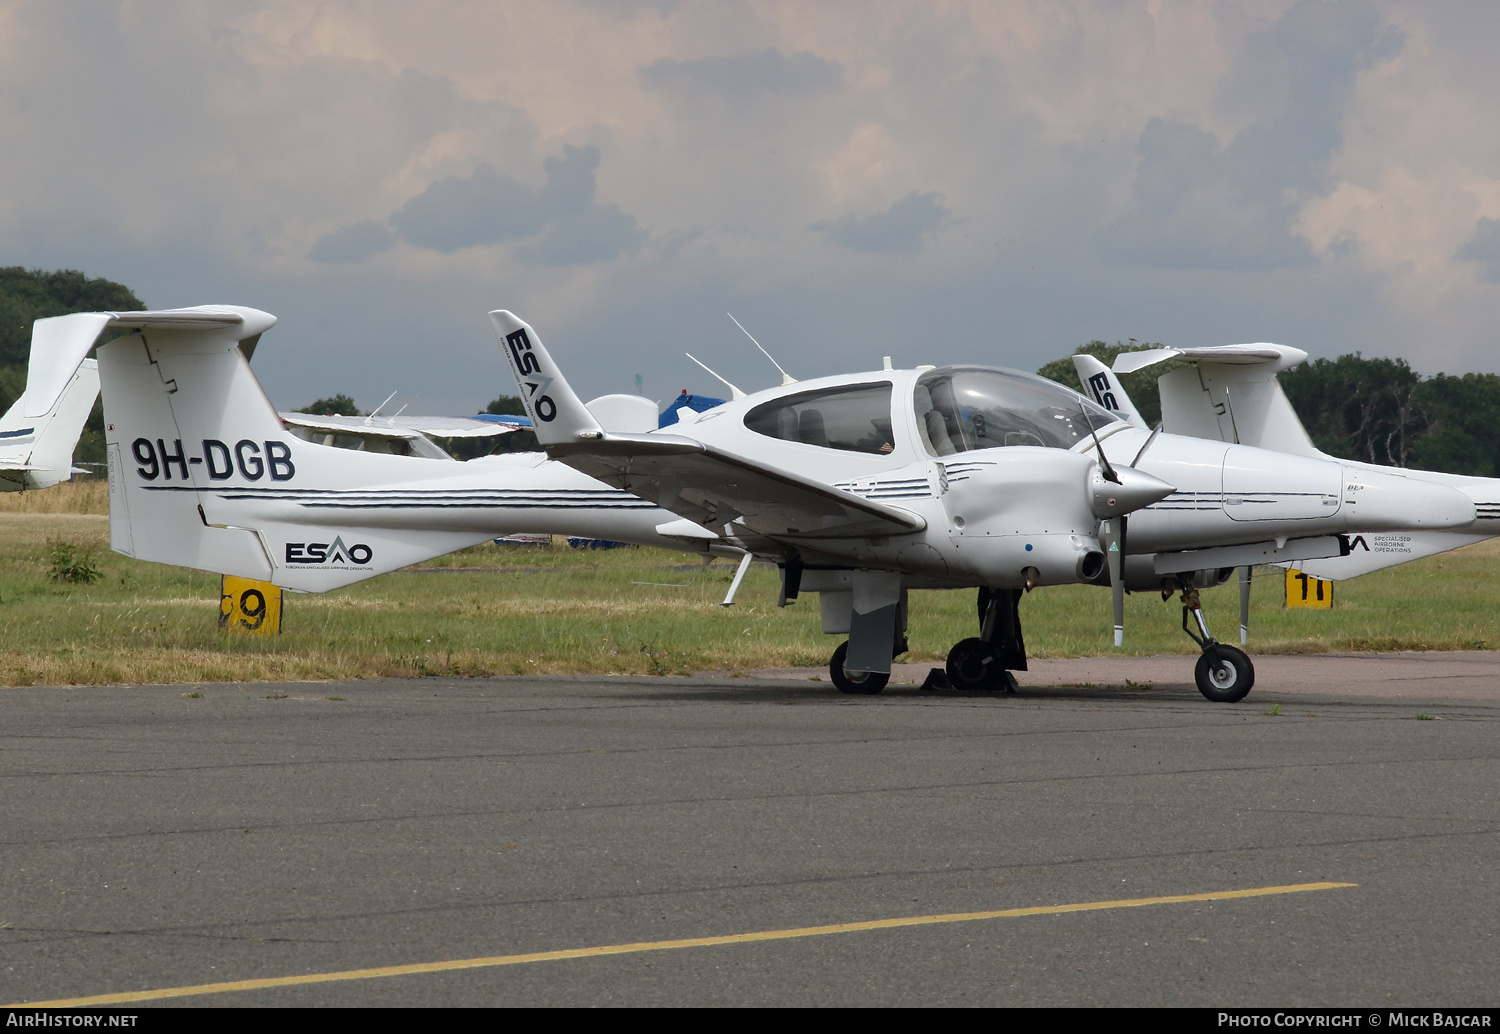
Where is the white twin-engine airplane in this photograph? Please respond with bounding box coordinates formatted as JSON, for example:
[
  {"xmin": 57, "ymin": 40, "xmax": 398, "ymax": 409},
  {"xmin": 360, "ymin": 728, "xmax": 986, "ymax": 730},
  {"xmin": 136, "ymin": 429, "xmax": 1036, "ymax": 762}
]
[
  {"xmin": 72, "ymin": 304, "xmax": 1497, "ymax": 704},
  {"xmin": 1, "ymin": 315, "xmax": 103, "ymax": 491},
  {"xmin": 491, "ymin": 311, "xmax": 1491, "ymax": 702}
]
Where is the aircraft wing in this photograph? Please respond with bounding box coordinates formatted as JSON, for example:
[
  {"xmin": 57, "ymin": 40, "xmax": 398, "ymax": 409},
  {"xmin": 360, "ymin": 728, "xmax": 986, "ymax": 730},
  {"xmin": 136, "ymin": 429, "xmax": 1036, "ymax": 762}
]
[
  {"xmin": 489, "ymin": 309, "xmax": 925, "ymax": 541},
  {"xmin": 552, "ymin": 432, "xmax": 926, "ymax": 540},
  {"xmin": 280, "ymin": 413, "xmax": 522, "ymax": 439}
]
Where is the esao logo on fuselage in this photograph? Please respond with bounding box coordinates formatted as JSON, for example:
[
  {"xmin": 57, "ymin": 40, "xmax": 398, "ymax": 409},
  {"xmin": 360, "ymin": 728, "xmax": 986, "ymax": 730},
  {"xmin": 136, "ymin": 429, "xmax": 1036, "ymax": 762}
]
[{"xmin": 284, "ymin": 536, "xmax": 373, "ymax": 568}]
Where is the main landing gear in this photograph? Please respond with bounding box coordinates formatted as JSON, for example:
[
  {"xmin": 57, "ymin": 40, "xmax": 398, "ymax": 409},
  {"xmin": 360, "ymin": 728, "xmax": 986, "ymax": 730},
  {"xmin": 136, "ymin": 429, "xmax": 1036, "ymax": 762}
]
[
  {"xmin": 943, "ymin": 587, "xmax": 1024, "ymax": 693},
  {"xmin": 1176, "ymin": 583, "xmax": 1255, "ymax": 703},
  {"xmin": 829, "ymin": 585, "xmax": 1028, "ymax": 695}
]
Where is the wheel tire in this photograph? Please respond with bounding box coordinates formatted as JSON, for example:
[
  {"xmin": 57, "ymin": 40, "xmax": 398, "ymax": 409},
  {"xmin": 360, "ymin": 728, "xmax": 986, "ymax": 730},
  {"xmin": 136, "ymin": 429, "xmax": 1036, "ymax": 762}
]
[
  {"xmin": 830, "ymin": 641, "xmax": 889, "ymax": 695},
  {"xmin": 1194, "ymin": 646, "xmax": 1255, "ymax": 703},
  {"xmin": 946, "ymin": 637, "xmax": 1005, "ymax": 692}
]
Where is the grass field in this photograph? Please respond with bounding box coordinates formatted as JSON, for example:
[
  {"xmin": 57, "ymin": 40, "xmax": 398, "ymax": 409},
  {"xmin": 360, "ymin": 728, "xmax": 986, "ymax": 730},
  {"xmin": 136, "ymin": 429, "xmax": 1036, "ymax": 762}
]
[{"xmin": 1, "ymin": 481, "xmax": 1495, "ymax": 686}]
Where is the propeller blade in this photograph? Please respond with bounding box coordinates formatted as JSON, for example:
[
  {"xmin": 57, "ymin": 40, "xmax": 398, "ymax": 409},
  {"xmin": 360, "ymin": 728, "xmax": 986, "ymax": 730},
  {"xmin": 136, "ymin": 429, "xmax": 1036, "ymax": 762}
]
[
  {"xmin": 1102, "ymin": 517, "xmax": 1125, "ymax": 647},
  {"xmin": 1131, "ymin": 422, "xmax": 1163, "ymax": 467},
  {"xmin": 1239, "ymin": 565, "xmax": 1252, "ymax": 645},
  {"xmin": 1080, "ymin": 401, "xmax": 1121, "ymax": 484}
]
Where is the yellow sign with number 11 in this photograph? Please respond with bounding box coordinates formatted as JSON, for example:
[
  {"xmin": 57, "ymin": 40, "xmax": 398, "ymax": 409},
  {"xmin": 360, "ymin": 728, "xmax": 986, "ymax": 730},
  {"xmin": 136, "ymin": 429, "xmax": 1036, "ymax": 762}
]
[
  {"xmin": 220, "ymin": 576, "xmax": 283, "ymax": 634},
  {"xmin": 1284, "ymin": 569, "xmax": 1334, "ymax": 609}
]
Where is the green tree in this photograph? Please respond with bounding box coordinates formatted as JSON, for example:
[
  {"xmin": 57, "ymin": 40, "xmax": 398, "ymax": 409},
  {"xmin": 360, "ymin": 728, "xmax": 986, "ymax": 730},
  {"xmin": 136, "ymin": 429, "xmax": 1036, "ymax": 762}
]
[
  {"xmin": 1036, "ymin": 341, "xmax": 1178, "ymax": 428},
  {"xmin": 296, "ymin": 394, "xmax": 361, "ymax": 417},
  {"xmin": 1408, "ymin": 372, "xmax": 1500, "ymax": 477},
  {"xmin": 1279, "ymin": 354, "xmax": 1428, "ymax": 466},
  {"xmin": 485, "ymin": 394, "xmax": 526, "ymax": 416},
  {"xmin": 0, "ymin": 267, "xmax": 144, "ymax": 367}
]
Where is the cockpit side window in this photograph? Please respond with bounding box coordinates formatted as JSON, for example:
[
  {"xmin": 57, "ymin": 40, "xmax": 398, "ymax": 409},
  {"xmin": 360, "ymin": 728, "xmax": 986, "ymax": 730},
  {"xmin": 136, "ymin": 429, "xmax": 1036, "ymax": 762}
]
[
  {"xmin": 914, "ymin": 367, "xmax": 1120, "ymax": 456},
  {"xmin": 744, "ymin": 382, "xmax": 896, "ymax": 455}
]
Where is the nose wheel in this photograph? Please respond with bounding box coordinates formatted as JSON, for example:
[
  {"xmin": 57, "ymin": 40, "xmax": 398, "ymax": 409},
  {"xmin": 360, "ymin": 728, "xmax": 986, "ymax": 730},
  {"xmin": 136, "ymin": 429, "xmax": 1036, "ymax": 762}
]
[
  {"xmin": 1195, "ymin": 645, "xmax": 1254, "ymax": 702},
  {"xmin": 1179, "ymin": 584, "xmax": 1255, "ymax": 703}
]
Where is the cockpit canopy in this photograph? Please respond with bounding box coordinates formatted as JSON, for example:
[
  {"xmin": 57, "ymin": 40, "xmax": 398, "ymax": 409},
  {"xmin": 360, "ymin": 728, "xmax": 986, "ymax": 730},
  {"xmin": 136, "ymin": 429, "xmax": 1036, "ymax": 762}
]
[
  {"xmin": 915, "ymin": 366, "xmax": 1120, "ymax": 456},
  {"xmin": 738, "ymin": 366, "xmax": 1121, "ymax": 458}
]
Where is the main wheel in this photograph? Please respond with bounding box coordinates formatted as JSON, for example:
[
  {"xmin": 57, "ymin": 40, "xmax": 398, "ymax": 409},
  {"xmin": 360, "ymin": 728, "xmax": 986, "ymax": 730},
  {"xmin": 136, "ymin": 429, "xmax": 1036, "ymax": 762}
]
[
  {"xmin": 1194, "ymin": 646, "xmax": 1255, "ymax": 703},
  {"xmin": 830, "ymin": 641, "xmax": 889, "ymax": 695},
  {"xmin": 946, "ymin": 637, "xmax": 1005, "ymax": 692}
]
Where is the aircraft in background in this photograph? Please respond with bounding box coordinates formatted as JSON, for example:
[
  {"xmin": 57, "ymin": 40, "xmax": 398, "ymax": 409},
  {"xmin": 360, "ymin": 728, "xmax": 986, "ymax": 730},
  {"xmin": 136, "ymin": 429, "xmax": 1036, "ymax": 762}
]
[
  {"xmin": 1073, "ymin": 346, "xmax": 1500, "ymax": 647},
  {"xmin": 278, "ymin": 410, "xmax": 531, "ymax": 459},
  {"xmin": 0, "ymin": 312, "xmax": 104, "ymax": 492}
]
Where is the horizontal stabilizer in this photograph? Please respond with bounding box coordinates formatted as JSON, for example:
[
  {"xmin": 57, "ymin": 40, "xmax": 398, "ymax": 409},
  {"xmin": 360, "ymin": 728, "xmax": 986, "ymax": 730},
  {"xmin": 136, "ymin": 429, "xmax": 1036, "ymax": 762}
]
[
  {"xmin": 27, "ymin": 306, "xmax": 273, "ymax": 418},
  {"xmin": 1113, "ymin": 344, "xmax": 1308, "ymax": 375}
]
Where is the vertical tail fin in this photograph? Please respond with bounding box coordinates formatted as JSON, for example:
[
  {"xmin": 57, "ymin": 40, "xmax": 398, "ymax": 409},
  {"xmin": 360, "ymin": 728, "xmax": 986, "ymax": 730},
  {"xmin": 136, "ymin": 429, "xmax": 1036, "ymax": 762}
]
[
  {"xmin": 1071, "ymin": 354, "xmax": 1148, "ymax": 430},
  {"xmin": 489, "ymin": 310, "xmax": 604, "ymax": 451}
]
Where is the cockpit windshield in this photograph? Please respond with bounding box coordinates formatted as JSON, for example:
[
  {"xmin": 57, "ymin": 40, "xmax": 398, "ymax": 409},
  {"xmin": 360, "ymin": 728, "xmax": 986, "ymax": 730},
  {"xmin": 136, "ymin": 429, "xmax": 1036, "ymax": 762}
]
[{"xmin": 914, "ymin": 366, "xmax": 1121, "ymax": 456}]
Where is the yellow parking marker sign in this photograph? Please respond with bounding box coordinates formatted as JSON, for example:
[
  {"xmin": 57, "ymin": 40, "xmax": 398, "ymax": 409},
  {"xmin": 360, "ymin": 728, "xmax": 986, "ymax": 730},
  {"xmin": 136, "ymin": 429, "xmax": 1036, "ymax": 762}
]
[
  {"xmin": 220, "ymin": 576, "xmax": 283, "ymax": 634},
  {"xmin": 1285, "ymin": 568, "xmax": 1333, "ymax": 609}
]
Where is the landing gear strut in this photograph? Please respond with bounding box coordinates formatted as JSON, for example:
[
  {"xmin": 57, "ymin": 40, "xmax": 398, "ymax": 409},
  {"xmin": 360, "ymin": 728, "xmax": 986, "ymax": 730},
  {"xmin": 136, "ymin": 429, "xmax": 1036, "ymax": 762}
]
[
  {"xmin": 1179, "ymin": 584, "xmax": 1254, "ymax": 703},
  {"xmin": 944, "ymin": 587, "xmax": 1024, "ymax": 693}
]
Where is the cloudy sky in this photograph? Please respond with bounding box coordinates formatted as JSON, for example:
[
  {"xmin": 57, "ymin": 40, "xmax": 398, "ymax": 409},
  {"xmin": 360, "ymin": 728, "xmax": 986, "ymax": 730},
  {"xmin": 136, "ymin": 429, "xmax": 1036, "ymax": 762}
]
[{"xmin": 4, "ymin": 0, "xmax": 1499, "ymax": 413}]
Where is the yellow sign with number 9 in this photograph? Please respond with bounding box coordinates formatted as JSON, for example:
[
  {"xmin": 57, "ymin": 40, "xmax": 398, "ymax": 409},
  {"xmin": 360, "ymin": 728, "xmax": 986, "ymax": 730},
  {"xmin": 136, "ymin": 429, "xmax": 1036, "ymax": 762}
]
[{"xmin": 220, "ymin": 576, "xmax": 283, "ymax": 634}]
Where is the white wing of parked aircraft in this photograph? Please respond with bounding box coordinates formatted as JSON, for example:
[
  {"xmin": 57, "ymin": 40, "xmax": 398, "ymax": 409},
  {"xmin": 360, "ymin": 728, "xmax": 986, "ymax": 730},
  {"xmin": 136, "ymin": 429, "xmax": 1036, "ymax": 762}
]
[{"xmin": 277, "ymin": 412, "xmax": 522, "ymax": 459}]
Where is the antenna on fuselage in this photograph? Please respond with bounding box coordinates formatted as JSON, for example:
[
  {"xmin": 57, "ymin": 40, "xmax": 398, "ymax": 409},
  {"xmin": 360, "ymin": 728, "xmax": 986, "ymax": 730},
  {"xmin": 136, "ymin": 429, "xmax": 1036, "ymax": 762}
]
[
  {"xmin": 727, "ymin": 313, "xmax": 796, "ymax": 386},
  {"xmin": 684, "ymin": 353, "xmax": 747, "ymax": 400},
  {"xmin": 365, "ymin": 390, "xmax": 399, "ymax": 424}
]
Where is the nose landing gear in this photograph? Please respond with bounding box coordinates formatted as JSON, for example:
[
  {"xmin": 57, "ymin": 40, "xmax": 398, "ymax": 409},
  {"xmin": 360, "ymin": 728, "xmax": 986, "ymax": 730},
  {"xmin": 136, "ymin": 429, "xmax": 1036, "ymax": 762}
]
[{"xmin": 1178, "ymin": 584, "xmax": 1255, "ymax": 703}]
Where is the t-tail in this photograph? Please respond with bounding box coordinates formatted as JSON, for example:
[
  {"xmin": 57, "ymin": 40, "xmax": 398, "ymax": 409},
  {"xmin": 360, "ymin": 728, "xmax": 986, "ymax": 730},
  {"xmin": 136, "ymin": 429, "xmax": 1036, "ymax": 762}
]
[{"xmin": 94, "ymin": 306, "xmax": 497, "ymax": 591}]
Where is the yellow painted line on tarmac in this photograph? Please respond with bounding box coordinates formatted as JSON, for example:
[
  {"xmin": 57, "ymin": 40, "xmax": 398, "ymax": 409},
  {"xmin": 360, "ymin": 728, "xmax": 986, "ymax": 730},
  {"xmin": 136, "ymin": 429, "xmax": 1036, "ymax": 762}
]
[{"xmin": 11, "ymin": 881, "xmax": 1354, "ymax": 1007}]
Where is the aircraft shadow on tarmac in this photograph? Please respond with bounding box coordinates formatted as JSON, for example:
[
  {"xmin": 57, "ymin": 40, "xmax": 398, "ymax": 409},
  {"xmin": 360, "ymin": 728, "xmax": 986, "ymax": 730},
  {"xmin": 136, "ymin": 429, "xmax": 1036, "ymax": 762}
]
[{"xmin": 602, "ymin": 675, "xmax": 1207, "ymax": 706}]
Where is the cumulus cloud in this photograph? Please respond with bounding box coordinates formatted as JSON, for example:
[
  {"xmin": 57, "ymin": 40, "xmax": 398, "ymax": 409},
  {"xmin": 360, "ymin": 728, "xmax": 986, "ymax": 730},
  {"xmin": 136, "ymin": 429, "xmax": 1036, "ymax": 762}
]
[
  {"xmin": 388, "ymin": 165, "xmax": 548, "ymax": 252},
  {"xmin": 1456, "ymin": 218, "xmax": 1500, "ymax": 282},
  {"xmin": 5, "ymin": 1, "xmax": 1500, "ymax": 412},
  {"xmin": 812, "ymin": 192, "xmax": 948, "ymax": 255},
  {"xmin": 1103, "ymin": 0, "xmax": 1399, "ymax": 270},
  {"xmin": 640, "ymin": 48, "xmax": 841, "ymax": 100},
  {"xmin": 327, "ymin": 144, "xmax": 644, "ymax": 264},
  {"xmin": 309, "ymin": 220, "xmax": 395, "ymax": 264}
]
